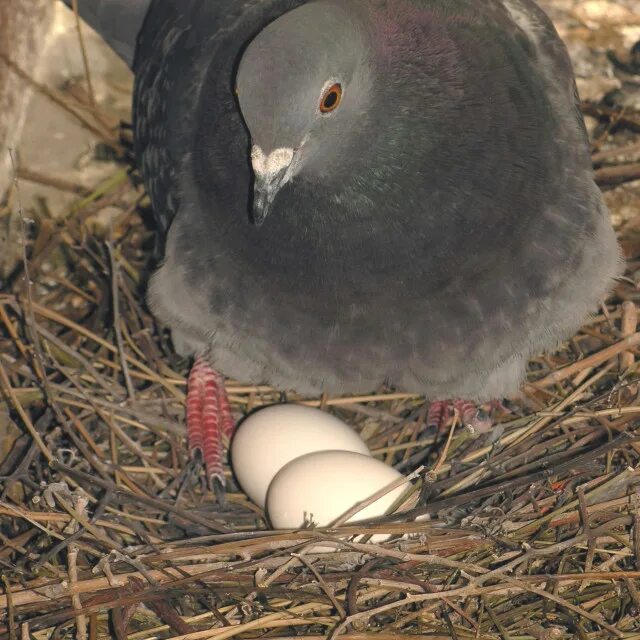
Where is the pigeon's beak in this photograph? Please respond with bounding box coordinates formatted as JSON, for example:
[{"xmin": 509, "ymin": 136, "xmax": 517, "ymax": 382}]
[
  {"xmin": 250, "ymin": 146, "xmax": 295, "ymax": 226},
  {"xmin": 252, "ymin": 171, "xmax": 288, "ymax": 226}
]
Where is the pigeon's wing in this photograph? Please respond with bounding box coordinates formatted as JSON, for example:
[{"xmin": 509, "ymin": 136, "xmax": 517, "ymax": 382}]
[
  {"xmin": 131, "ymin": 0, "xmax": 195, "ymax": 236},
  {"xmin": 133, "ymin": 0, "xmax": 307, "ymax": 236},
  {"xmin": 500, "ymin": 0, "xmax": 574, "ymax": 71},
  {"xmin": 500, "ymin": 0, "xmax": 586, "ymax": 133},
  {"xmin": 61, "ymin": 0, "xmax": 150, "ymax": 68}
]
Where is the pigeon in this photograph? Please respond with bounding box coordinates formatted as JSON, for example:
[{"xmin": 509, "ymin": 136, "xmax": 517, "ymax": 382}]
[{"xmin": 66, "ymin": 0, "xmax": 621, "ymax": 489}]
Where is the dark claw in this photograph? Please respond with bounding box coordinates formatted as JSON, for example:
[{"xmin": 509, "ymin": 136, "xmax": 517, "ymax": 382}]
[{"xmin": 212, "ymin": 476, "xmax": 226, "ymax": 507}]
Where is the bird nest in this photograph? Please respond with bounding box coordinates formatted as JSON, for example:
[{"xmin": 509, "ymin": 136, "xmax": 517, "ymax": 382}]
[{"xmin": 2, "ymin": 68, "xmax": 640, "ymax": 640}]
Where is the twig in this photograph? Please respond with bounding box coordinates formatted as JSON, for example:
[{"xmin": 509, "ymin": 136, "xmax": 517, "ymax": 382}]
[
  {"xmin": 532, "ymin": 332, "xmax": 640, "ymax": 387},
  {"xmin": 430, "ymin": 414, "xmax": 458, "ymax": 479},
  {"xmin": 292, "ymin": 554, "xmax": 347, "ymax": 618},
  {"xmin": 329, "ymin": 466, "xmax": 422, "ymax": 527},
  {"xmin": 68, "ymin": 545, "xmax": 88, "ymax": 640},
  {"xmin": 70, "ymin": 0, "xmax": 96, "ymax": 109},
  {"xmin": 106, "ymin": 241, "xmax": 135, "ymax": 399},
  {"xmin": 29, "ymin": 301, "xmax": 184, "ymax": 401},
  {"xmin": 577, "ymin": 487, "xmax": 596, "ymax": 593},
  {"xmin": 16, "ymin": 166, "xmax": 92, "ymax": 196},
  {"xmin": 634, "ymin": 512, "xmax": 640, "ymax": 573},
  {"xmin": 594, "ymin": 162, "xmax": 640, "ymax": 186},
  {"xmin": 619, "ymin": 301, "xmax": 638, "ymax": 371},
  {"xmin": 49, "ymin": 460, "xmax": 230, "ymax": 533},
  {"xmin": 387, "ymin": 434, "xmax": 637, "ymax": 520},
  {"xmin": 1, "ymin": 576, "xmax": 16, "ymax": 640},
  {"xmin": 581, "ymin": 102, "xmax": 640, "ymax": 133},
  {"xmin": 505, "ymin": 576, "xmax": 622, "ymax": 637},
  {"xmin": 482, "ymin": 597, "xmax": 511, "ymax": 640},
  {"xmin": 592, "ymin": 140, "xmax": 640, "ymax": 163},
  {"xmin": 0, "ymin": 359, "xmax": 53, "ymax": 463}
]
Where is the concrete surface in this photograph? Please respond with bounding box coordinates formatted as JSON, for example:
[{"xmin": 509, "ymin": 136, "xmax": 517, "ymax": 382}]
[
  {"xmin": 12, "ymin": 1, "xmax": 132, "ymax": 212},
  {"xmin": 0, "ymin": 1, "xmax": 132, "ymax": 281},
  {"xmin": 0, "ymin": 0, "xmax": 52, "ymax": 194}
]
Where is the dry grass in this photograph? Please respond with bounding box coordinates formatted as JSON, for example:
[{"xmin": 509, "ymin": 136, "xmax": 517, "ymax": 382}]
[{"xmin": 2, "ymin": 14, "xmax": 640, "ymax": 640}]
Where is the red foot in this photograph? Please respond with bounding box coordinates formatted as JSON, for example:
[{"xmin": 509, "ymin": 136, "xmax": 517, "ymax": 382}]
[
  {"xmin": 186, "ymin": 357, "xmax": 235, "ymax": 487},
  {"xmin": 427, "ymin": 399, "xmax": 497, "ymax": 434},
  {"xmin": 427, "ymin": 400, "xmax": 448, "ymax": 431}
]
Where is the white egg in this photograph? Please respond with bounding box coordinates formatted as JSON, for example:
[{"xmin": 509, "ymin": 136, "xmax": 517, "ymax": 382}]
[
  {"xmin": 266, "ymin": 450, "xmax": 407, "ymax": 546},
  {"xmin": 230, "ymin": 404, "xmax": 370, "ymax": 508}
]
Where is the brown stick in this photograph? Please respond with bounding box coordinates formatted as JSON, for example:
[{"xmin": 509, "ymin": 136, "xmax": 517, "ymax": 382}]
[
  {"xmin": 595, "ymin": 162, "xmax": 640, "ymax": 186},
  {"xmin": 16, "ymin": 167, "xmax": 92, "ymax": 196},
  {"xmin": 619, "ymin": 301, "xmax": 638, "ymax": 371},
  {"xmin": 581, "ymin": 102, "xmax": 640, "ymax": 133},
  {"xmin": 533, "ymin": 332, "xmax": 640, "ymax": 387},
  {"xmin": 592, "ymin": 140, "xmax": 640, "ymax": 163}
]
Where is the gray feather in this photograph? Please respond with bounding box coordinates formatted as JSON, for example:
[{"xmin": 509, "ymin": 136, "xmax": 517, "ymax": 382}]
[{"xmin": 61, "ymin": 0, "xmax": 151, "ymax": 68}]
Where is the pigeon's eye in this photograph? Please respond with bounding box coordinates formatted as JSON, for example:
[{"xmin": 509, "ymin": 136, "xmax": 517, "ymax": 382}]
[{"xmin": 319, "ymin": 83, "xmax": 342, "ymax": 114}]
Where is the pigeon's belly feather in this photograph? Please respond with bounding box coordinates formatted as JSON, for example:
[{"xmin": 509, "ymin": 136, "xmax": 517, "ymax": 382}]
[{"xmin": 148, "ymin": 183, "xmax": 620, "ymax": 399}]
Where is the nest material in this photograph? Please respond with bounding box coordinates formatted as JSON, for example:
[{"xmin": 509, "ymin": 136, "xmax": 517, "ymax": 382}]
[{"xmin": 2, "ymin": 27, "xmax": 640, "ymax": 640}]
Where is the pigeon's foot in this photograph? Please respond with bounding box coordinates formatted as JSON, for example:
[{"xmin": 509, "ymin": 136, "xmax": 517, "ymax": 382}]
[
  {"xmin": 186, "ymin": 357, "xmax": 235, "ymax": 494},
  {"xmin": 427, "ymin": 399, "xmax": 498, "ymax": 435}
]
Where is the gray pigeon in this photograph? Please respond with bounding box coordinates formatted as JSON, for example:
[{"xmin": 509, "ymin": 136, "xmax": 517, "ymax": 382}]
[{"xmin": 66, "ymin": 0, "xmax": 621, "ymax": 487}]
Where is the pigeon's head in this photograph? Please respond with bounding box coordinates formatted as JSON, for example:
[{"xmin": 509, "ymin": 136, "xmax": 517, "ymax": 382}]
[{"xmin": 236, "ymin": 1, "xmax": 373, "ymax": 224}]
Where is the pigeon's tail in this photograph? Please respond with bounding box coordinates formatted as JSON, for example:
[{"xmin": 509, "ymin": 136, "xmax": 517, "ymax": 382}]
[{"xmin": 61, "ymin": 0, "xmax": 151, "ymax": 68}]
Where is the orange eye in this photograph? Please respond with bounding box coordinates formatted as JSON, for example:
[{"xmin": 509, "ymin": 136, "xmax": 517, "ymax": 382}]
[{"xmin": 319, "ymin": 83, "xmax": 342, "ymax": 113}]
